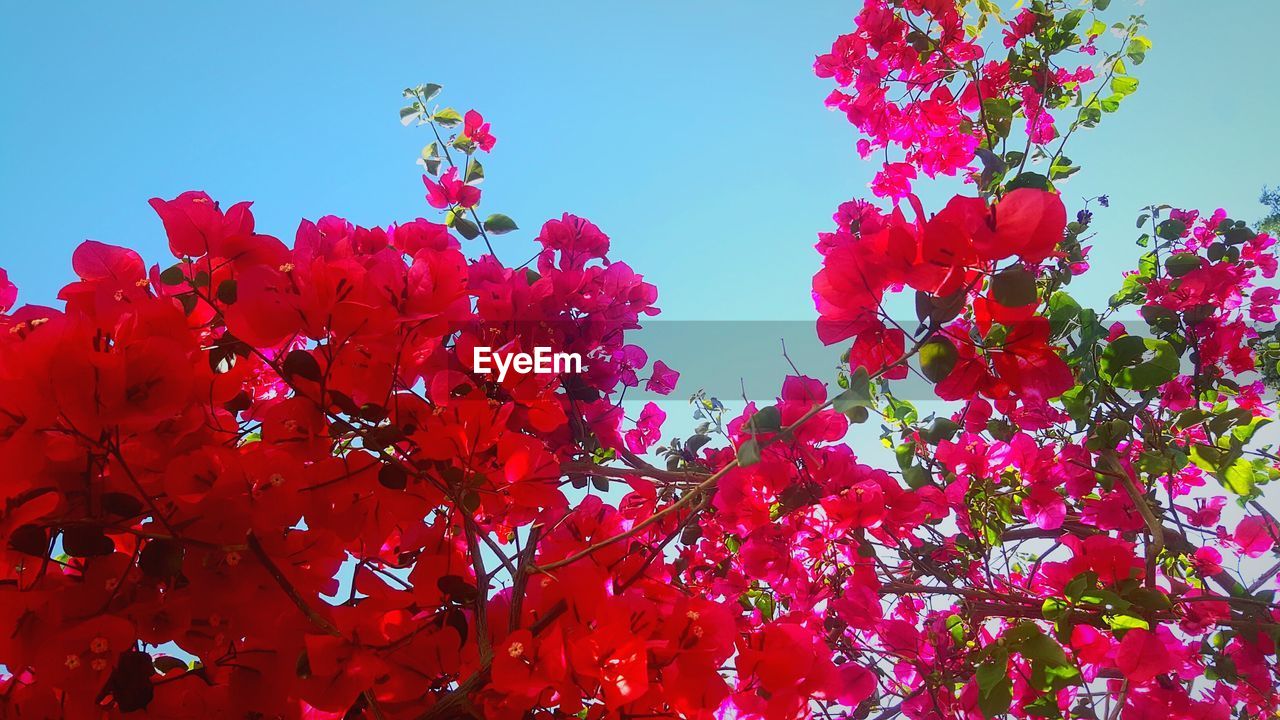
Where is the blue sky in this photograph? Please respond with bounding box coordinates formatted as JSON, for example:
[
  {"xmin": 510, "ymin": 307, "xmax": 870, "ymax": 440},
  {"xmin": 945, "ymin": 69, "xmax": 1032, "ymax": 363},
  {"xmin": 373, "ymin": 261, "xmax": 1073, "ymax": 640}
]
[{"xmin": 1, "ymin": 0, "xmax": 1276, "ymax": 327}]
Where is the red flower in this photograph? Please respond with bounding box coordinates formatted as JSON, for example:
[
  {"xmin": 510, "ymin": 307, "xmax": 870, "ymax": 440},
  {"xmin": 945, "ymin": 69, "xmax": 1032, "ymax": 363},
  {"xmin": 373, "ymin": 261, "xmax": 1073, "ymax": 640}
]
[
  {"xmin": 423, "ymin": 167, "xmax": 481, "ymax": 209},
  {"xmin": 149, "ymin": 191, "xmax": 262, "ymax": 259},
  {"xmin": 1234, "ymin": 515, "xmax": 1278, "ymax": 557},
  {"xmin": 624, "ymin": 402, "xmax": 666, "ymax": 453},
  {"xmin": 848, "ymin": 322, "xmax": 907, "ymax": 380},
  {"xmin": 0, "ymin": 267, "xmax": 16, "ymax": 313},
  {"xmin": 1002, "ymin": 9, "xmax": 1037, "ymax": 48},
  {"xmin": 463, "ymin": 109, "xmax": 497, "ymax": 152},
  {"xmin": 869, "ymin": 162, "xmax": 917, "ymax": 200},
  {"xmin": 981, "ymin": 188, "xmax": 1068, "ymax": 264},
  {"xmin": 1115, "ymin": 628, "xmax": 1178, "ymax": 684}
]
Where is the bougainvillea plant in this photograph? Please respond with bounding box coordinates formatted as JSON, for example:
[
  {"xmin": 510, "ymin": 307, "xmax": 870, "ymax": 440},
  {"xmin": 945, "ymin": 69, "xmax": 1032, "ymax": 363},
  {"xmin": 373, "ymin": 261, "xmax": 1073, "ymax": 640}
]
[{"xmin": 2, "ymin": 1, "xmax": 1278, "ymax": 719}]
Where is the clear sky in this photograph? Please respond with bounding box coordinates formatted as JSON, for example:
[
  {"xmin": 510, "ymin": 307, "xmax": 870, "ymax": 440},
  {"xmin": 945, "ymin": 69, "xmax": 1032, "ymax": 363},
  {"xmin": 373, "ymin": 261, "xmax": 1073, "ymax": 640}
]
[{"xmin": 1, "ymin": 0, "xmax": 1277, "ymax": 325}]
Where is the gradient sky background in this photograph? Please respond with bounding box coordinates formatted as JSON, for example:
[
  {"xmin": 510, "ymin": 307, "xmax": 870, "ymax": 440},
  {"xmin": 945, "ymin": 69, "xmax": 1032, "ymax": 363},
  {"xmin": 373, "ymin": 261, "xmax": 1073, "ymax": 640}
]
[{"xmin": 1, "ymin": 1, "xmax": 1277, "ymax": 356}]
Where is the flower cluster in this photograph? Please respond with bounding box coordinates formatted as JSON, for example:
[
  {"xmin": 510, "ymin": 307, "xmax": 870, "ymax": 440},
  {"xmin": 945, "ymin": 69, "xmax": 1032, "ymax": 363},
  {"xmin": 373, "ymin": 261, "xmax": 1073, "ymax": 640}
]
[
  {"xmin": 816, "ymin": 0, "xmax": 1144, "ymax": 199},
  {"xmin": 0, "ymin": 93, "xmax": 706, "ymax": 719},
  {"xmin": 804, "ymin": 2, "xmax": 1279, "ymax": 719},
  {"xmin": 0, "ymin": 5, "xmax": 1277, "ymax": 720}
]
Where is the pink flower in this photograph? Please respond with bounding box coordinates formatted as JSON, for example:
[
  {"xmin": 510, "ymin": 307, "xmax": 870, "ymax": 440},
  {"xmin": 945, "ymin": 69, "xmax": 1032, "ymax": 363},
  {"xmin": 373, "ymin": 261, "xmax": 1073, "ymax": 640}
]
[
  {"xmin": 1182, "ymin": 496, "xmax": 1226, "ymax": 527},
  {"xmin": 1115, "ymin": 628, "xmax": 1177, "ymax": 683},
  {"xmin": 0, "ymin": 268, "xmax": 16, "ymax": 313},
  {"xmin": 646, "ymin": 360, "xmax": 679, "ymax": 395},
  {"xmin": 624, "ymin": 402, "xmax": 666, "ymax": 454},
  {"xmin": 1249, "ymin": 286, "xmax": 1278, "ymax": 323},
  {"xmin": 1192, "ymin": 546, "xmax": 1224, "ymax": 576},
  {"xmin": 1025, "ymin": 107, "xmax": 1056, "ymax": 144},
  {"xmin": 869, "ymin": 163, "xmax": 917, "ymax": 200},
  {"xmin": 389, "ymin": 219, "xmax": 457, "ymax": 255},
  {"xmin": 1002, "ymin": 9, "xmax": 1037, "ymax": 48},
  {"xmin": 423, "ymin": 167, "xmax": 481, "ymax": 209},
  {"xmin": 1234, "ymin": 515, "xmax": 1278, "ymax": 558},
  {"xmin": 1023, "ymin": 483, "xmax": 1066, "ymax": 530},
  {"xmin": 612, "ymin": 344, "xmax": 648, "ymax": 388},
  {"xmin": 463, "ymin": 110, "xmax": 497, "ymax": 152},
  {"xmin": 535, "ymin": 213, "xmax": 611, "ymax": 270}
]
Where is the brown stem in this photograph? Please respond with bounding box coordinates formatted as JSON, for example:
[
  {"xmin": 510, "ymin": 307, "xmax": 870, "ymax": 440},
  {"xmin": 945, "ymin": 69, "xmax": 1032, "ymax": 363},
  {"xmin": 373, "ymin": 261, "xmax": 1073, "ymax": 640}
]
[
  {"xmin": 1100, "ymin": 451, "xmax": 1164, "ymax": 589},
  {"xmin": 461, "ymin": 520, "xmax": 491, "ymax": 664},
  {"xmin": 246, "ymin": 531, "xmax": 341, "ymax": 637},
  {"xmin": 247, "ymin": 532, "xmax": 388, "ymax": 718}
]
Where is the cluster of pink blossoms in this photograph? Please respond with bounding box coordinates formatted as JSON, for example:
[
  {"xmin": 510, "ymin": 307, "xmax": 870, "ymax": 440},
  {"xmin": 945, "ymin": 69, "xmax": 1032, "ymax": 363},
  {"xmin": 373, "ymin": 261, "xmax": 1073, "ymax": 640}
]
[{"xmin": 815, "ymin": 0, "xmax": 1103, "ymax": 199}]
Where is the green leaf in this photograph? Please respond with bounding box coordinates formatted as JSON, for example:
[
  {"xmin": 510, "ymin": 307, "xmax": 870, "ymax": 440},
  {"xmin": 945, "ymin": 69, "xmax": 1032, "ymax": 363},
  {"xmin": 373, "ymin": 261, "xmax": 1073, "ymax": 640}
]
[
  {"xmin": 885, "ymin": 395, "xmax": 918, "ymax": 425},
  {"xmin": 1110, "ymin": 75, "xmax": 1139, "ymax": 97},
  {"xmin": 745, "ymin": 405, "xmax": 782, "ymax": 435},
  {"xmin": 1105, "ymin": 613, "xmax": 1149, "ymax": 631},
  {"xmin": 483, "ymin": 214, "xmax": 518, "ymax": 235},
  {"xmin": 895, "ymin": 441, "xmax": 917, "ymax": 470},
  {"xmin": 1156, "ymin": 218, "xmax": 1187, "ymax": 241},
  {"xmin": 1005, "ymin": 172, "xmax": 1051, "ymax": 192},
  {"xmin": 982, "ymin": 98, "xmax": 1014, "ymax": 140},
  {"xmin": 1222, "ymin": 456, "xmax": 1262, "ymax": 497},
  {"xmin": 1048, "ymin": 155, "xmax": 1080, "ymax": 180},
  {"xmin": 1042, "ymin": 661, "xmax": 1082, "ymax": 689},
  {"xmin": 1047, "ymin": 291, "xmax": 1081, "ymax": 337},
  {"xmin": 1189, "ymin": 442, "xmax": 1228, "ymax": 474},
  {"xmin": 411, "ymin": 83, "xmax": 443, "ymax": 102},
  {"xmin": 153, "ymin": 655, "xmax": 190, "ymax": 674},
  {"xmin": 920, "ymin": 338, "xmax": 959, "ymax": 383},
  {"xmin": 1060, "ymin": 9, "xmax": 1085, "ymax": 32},
  {"xmin": 1126, "ymin": 35, "xmax": 1152, "ymax": 65},
  {"xmin": 753, "ymin": 592, "xmax": 776, "ymax": 620},
  {"xmin": 418, "ymin": 143, "xmax": 443, "ymax": 175},
  {"xmin": 902, "ymin": 465, "xmax": 932, "ymax": 489},
  {"xmin": 399, "ymin": 105, "xmax": 422, "ymax": 126},
  {"xmin": 452, "ymin": 217, "xmax": 481, "ymax": 240},
  {"xmin": 1019, "ymin": 630, "xmax": 1071, "ymax": 667},
  {"xmin": 737, "ymin": 438, "xmax": 762, "ymax": 467},
  {"xmin": 433, "ymin": 107, "xmax": 463, "ymax": 128},
  {"xmin": 919, "ymin": 417, "xmax": 959, "ymax": 445},
  {"xmin": 159, "ymin": 264, "xmax": 186, "ymax": 286},
  {"xmin": 282, "ymin": 350, "xmax": 323, "ymax": 383},
  {"xmin": 1164, "ymin": 252, "xmax": 1201, "ymax": 278},
  {"xmin": 1041, "ymin": 597, "xmax": 1069, "ymax": 621},
  {"xmin": 977, "ymin": 650, "xmax": 1009, "ymax": 697},
  {"xmin": 1231, "ymin": 416, "xmax": 1272, "ymax": 445},
  {"xmin": 1099, "ymin": 335, "xmax": 1179, "ymax": 390},
  {"xmin": 1128, "ymin": 588, "xmax": 1172, "ymax": 611},
  {"xmin": 1065, "ymin": 572, "xmax": 1098, "ymax": 602},
  {"xmin": 215, "ymin": 278, "xmax": 237, "ymax": 305},
  {"xmin": 991, "ymin": 265, "xmax": 1038, "ymax": 307},
  {"xmin": 977, "ymin": 650, "xmax": 1013, "ymax": 718},
  {"xmin": 833, "ymin": 367, "xmax": 872, "ymax": 414}
]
